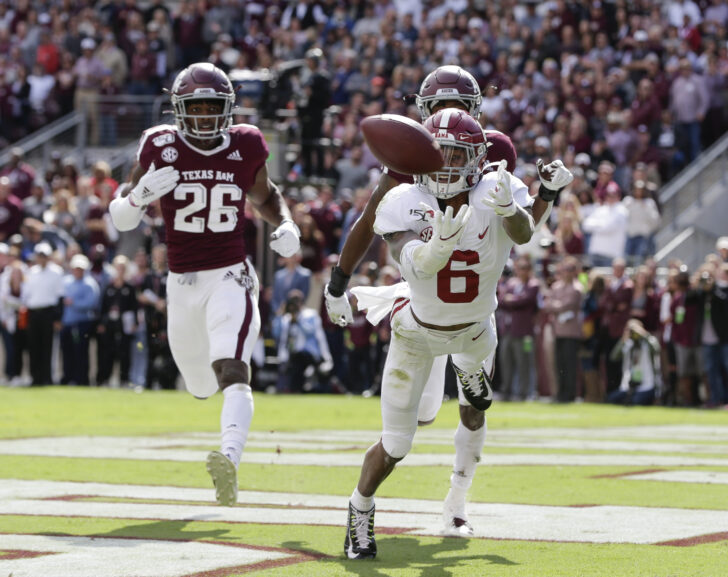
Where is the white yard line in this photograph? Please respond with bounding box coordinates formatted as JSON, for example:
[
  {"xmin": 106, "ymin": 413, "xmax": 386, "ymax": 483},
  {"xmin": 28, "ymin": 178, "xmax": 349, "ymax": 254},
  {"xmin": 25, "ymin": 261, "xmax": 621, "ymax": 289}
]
[{"xmin": 0, "ymin": 480, "xmax": 727, "ymax": 545}]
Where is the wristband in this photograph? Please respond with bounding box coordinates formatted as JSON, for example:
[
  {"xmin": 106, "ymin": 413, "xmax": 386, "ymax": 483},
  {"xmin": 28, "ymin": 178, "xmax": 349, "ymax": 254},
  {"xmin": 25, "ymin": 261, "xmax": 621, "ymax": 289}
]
[
  {"xmin": 328, "ymin": 265, "xmax": 351, "ymax": 297},
  {"xmin": 538, "ymin": 183, "xmax": 560, "ymax": 203}
]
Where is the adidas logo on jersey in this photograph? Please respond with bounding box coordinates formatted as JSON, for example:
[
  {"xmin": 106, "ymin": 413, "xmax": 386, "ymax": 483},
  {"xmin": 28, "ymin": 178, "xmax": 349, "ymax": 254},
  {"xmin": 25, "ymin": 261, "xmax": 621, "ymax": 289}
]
[{"xmin": 226, "ymin": 150, "xmax": 243, "ymax": 161}]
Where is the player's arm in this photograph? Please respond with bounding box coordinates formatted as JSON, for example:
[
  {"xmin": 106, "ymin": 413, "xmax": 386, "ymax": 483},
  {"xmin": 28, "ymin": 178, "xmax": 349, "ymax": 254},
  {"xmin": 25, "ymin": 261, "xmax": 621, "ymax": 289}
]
[
  {"xmin": 482, "ymin": 160, "xmax": 534, "ymax": 245},
  {"xmin": 533, "ymin": 159, "xmax": 575, "ymax": 228},
  {"xmin": 247, "ymin": 163, "xmax": 300, "ymax": 257},
  {"xmin": 109, "ymin": 162, "xmax": 179, "ymax": 231},
  {"xmin": 325, "ymin": 171, "xmax": 399, "ymax": 327}
]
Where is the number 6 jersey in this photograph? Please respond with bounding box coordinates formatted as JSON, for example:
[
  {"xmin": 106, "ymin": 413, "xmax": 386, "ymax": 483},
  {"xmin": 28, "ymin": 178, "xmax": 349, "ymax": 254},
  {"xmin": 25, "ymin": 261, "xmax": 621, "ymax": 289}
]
[
  {"xmin": 373, "ymin": 173, "xmax": 533, "ymax": 326},
  {"xmin": 136, "ymin": 124, "xmax": 268, "ymax": 273}
]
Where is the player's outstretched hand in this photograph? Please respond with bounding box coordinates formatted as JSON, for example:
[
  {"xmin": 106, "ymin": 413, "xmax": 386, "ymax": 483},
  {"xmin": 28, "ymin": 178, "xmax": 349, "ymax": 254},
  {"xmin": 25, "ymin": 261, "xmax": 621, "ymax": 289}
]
[
  {"xmin": 270, "ymin": 219, "xmax": 301, "ymax": 257},
  {"xmin": 324, "ymin": 284, "xmax": 353, "ymax": 326},
  {"xmin": 431, "ymin": 203, "xmax": 472, "ymax": 247},
  {"xmin": 481, "ymin": 160, "xmax": 516, "ymax": 217},
  {"xmin": 130, "ymin": 163, "xmax": 180, "ymax": 207},
  {"xmin": 537, "ymin": 159, "xmax": 574, "ymax": 192}
]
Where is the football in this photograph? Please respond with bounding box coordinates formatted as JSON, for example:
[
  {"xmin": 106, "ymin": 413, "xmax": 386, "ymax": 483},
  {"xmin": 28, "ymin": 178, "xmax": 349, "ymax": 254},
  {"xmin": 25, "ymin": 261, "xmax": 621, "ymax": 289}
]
[{"xmin": 361, "ymin": 114, "xmax": 444, "ymax": 175}]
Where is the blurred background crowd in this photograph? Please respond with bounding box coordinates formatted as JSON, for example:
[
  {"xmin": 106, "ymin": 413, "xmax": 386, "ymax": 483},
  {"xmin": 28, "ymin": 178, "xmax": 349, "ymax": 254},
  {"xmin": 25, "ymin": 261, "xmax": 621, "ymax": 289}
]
[{"xmin": 0, "ymin": 0, "xmax": 727, "ymax": 407}]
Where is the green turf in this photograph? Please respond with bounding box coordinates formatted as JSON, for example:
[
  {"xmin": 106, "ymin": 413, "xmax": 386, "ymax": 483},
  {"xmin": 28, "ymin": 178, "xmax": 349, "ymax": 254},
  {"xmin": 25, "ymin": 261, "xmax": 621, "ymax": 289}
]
[{"xmin": 2, "ymin": 387, "xmax": 728, "ymax": 577}]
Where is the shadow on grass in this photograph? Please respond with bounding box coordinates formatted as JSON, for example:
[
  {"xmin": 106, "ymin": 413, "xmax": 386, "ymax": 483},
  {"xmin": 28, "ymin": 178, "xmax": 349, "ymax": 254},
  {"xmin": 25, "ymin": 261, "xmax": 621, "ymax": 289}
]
[
  {"xmin": 335, "ymin": 535, "xmax": 518, "ymax": 577},
  {"xmin": 94, "ymin": 519, "xmax": 232, "ymax": 542}
]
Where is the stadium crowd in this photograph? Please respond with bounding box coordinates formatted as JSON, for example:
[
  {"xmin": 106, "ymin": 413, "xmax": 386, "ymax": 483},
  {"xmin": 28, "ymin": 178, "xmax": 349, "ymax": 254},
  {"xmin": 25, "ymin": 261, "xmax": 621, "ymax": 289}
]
[{"xmin": 0, "ymin": 0, "xmax": 727, "ymax": 407}]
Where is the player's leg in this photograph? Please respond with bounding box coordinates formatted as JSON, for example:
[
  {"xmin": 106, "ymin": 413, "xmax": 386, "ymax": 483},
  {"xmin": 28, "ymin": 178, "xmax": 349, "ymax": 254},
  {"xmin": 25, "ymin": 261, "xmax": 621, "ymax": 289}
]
[
  {"xmin": 444, "ymin": 316, "xmax": 498, "ymax": 536},
  {"xmin": 347, "ymin": 305, "xmax": 434, "ymax": 559},
  {"xmin": 205, "ymin": 261, "xmax": 261, "ymax": 506},
  {"xmin": 417, "ymin": 354, "xmax": 449, "ymax": 425}
]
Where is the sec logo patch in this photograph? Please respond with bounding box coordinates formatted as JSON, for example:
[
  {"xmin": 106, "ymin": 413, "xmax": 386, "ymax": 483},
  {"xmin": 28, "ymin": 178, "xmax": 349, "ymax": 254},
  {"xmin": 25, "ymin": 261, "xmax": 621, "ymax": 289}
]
[
  {"xmin": 420, "ymin": 226, "xmax": 433, "ymax": 242},
  {"xmin": 161, "ymin": 147, "xmax": 178, "ymax": 163}
]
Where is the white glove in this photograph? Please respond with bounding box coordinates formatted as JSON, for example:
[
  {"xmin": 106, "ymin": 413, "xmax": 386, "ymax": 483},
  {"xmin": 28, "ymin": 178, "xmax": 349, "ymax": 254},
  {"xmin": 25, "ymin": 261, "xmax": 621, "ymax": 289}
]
[
  {"xmin": 270, "ymin": 219, "xmax": 300, "ymax": 257},
  {"xmin": 481, "ymin": 160, "xmax": 516, "ymax": 217},
  {"xmin": 537, "ymin": 159, "xmax": 574, "ymax": 191},
  {"xmin": 409, "ymin": 203, "xmax": 472, "ymax": 276},
  {"xmin": 130, "ymin": 163, "xmax": 180, "ymax": 207},
  {"xmin": 319, "ymin": 359, "xmax": 334, "ymax": 374},
  {"xmin": 324, "ymin": 283, "xmax": 354, "ymax": 326}
]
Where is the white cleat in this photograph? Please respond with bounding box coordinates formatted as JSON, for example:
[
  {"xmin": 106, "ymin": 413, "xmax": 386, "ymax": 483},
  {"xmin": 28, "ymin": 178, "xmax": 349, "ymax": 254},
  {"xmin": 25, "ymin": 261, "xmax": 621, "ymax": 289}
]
[
  {"xmin": 442, "ymin": 490, "xmax": 474, "ymax": 537},
  {"xmin": 206, "ymin": 451, "xmax": 237, "ymax": 506}
]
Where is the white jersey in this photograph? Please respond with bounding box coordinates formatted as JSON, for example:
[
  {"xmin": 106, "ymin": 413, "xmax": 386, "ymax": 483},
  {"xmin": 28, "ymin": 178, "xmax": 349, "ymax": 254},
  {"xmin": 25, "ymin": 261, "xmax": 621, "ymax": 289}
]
[{"xmin": 373, "ymin": 173, "xmax": 532, "ymax": 326}]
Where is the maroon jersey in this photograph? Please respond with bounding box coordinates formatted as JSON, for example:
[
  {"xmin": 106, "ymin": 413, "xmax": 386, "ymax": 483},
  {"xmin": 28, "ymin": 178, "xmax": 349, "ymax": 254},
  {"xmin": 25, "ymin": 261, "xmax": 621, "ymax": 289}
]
[{"xmin": 136, "ymin": 124, "xmax": 268, "ymax": 273}]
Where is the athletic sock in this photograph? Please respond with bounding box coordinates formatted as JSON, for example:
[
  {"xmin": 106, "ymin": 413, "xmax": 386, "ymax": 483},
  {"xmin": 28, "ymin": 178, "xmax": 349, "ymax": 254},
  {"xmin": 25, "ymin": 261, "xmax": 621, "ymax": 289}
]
[
  {"xmin": 451, "ymin": 417, "xmax": 487, "ymax": 493},
  {"xmin": 350, "ymin": 488, "xmax": 374, "ymax": 512},
  {"xmin": 220, "ymin": 384, "xmax": 254, "ymax": 469}
]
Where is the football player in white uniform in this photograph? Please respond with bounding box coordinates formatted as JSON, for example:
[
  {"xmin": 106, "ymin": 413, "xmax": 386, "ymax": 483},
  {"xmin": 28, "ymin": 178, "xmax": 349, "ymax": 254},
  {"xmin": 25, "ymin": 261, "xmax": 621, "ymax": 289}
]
[
  {"xmin": 344, "ymin": 109, "xmax": 542, "ymax": 559},
  {"xmin": 109, "ymin": 63, "xmax": 300, "ymax": 507},
  {"xmin": 330, "ymin": 66, "xmax": 574, "ymax": 547}
]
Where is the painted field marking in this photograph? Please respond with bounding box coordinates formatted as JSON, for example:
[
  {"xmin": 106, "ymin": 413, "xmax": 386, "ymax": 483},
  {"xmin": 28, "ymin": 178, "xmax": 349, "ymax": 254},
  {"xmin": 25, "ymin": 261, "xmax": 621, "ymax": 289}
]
[
  {"xmin": 0, "ymin": 434, "xmax": 727, "ymax": 467},
  {"xmin": 1, "ymin": 480, "xmax": 728, "ymax": 546},
  {"xmin": 0, "ymin": 533, "xmax": 292, "ymax": 577},
  {"xmin": 625, "ymin": 470, "xmax": 728, "ymax": 484}
]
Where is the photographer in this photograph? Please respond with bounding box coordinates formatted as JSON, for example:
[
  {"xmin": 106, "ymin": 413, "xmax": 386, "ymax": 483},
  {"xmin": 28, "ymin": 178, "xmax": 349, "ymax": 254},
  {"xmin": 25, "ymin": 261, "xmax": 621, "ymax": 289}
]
[
  {"xmin": 607, "ymin": 319, "xmax": 661, "ymax": 406},
  {"xmin": 274, "ymin": 289, "xmax": 333, "ymax": 393},
  {"xmin": 697, "ymin": 264, "xmax": 728, "ymax": 407}
]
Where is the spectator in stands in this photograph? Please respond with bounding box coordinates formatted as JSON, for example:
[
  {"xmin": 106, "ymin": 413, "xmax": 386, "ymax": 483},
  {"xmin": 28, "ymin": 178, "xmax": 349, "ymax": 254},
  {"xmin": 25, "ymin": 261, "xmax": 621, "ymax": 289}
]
[
  {"xmin": 629, "ymin": 265, "xmax": 661, "ymax": 333},
  {"xmin": 541, "ymin": 257, "xmax": 584, "ymax": 402},
  {"xmin": 60, "ymin": 253, "xmax": 99, "ymax": 385},
  {"xmin": 697, "ymin": 263, "xmax": 728, "ymax": 406},
  {"xmin": 24, "ymin": 242, "xmax": 64, "ymax": 386},
  {"xmin": 297, "ymin": 213, "xmax": 325, "ymax": 275},
  {"xmin": 717, "ymin": 237, "xmax": 728, "ymax": 263},
  {"xmin": 670, "ymin": 58, "xmax": 709, "ymax": 164},
  {"xmin": 582, "ymin": 185, "xmax": 628, "ymax": 267},
  {"xmin": 274, "ymin": 289, "xmax": 333, "ymax": 393},
  {"xmin": 27, "ymin": 62, "xmax": 56, "ymax": 128},
  {"xmin": 0, "ymin": 148, "xmax": 35, "ymax": 200},
  {"xmin": 96, "ymin": 31, "xmax": 128, "ymax": 89},
  {"xmin": 497, "ymin": 255, "xmax": 540, "ymax": 401},
  {"xmin": 96, "ymin": 255, "xmax": 137, "ymax": 388},
  {"xmin": 607, "ymin": 319, "xmax": 661, "ymax": 406},
  {"xmin": 670, "ymin": 269, "xmax": 702, "ymax": 406},
  {"xmin": 599, "ymin": 258, "xmax": 635, "ymax": 397},
  {"xmin": 54, "ymin": 51, "xmax": 77, "ymax": 117},
  {"xmin": 0, "ymin": 176, "xmax": 23, "ymax": 242},
  {"xmin": 298, "ymin": 48, "xmax": 331, "ymax": 177},
  {"xmin": 335, "ymin": 144, "xmax": 369, "ymax": 195},
  {"xmin": 623, "ymin": 180, "xmax": 661, "ymax": 264},
  {"xmin": 72, "ymin": 38, "xmax": 106, "ymax": 145},
  {"xmin": 271, "ymin": 251, "xmax": 311, "ymax": 315}
]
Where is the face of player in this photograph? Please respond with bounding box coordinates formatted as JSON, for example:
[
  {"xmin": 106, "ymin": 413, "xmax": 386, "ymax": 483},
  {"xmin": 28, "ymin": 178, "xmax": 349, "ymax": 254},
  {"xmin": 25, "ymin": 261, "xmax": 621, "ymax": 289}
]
[
  {"xmin": 430, "ymin": 100, "xmax": 469, "ymax": 115},
  {"xmin": 437, "ymin": 145, "xmax": 469, "ymax": 183},
  {"xmin": 185, "ymin": 99, "xmax": 225, "ymax": 149}
]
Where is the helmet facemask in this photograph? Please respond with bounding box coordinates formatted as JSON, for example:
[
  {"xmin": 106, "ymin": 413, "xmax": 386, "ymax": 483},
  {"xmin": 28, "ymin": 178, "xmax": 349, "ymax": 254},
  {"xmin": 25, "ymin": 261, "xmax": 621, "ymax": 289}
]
[
  {"xmin": 172, "ymin": 92, "xmax": 234, "ymax": 140},
  {"xmin": 416, "ymin": 91, "xmax": 481, "ymax": 120},
  {"xmin": 420, "ymin": 140, "xmax": 486, "ymax": 199}
]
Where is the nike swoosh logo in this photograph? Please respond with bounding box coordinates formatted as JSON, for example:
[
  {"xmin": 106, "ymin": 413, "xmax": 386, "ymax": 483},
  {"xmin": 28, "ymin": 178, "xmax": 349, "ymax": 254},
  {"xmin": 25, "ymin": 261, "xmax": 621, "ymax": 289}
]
[
  {"xmin": 471, "ymin": 328, "xmax": 486, "ymax": 341},
  {"xmin": 439, "ymin": 228, "xmax": 462, "ymax": 241},
  {"xmin": 478, "ymin": 226, "xmax": 490, "ymax": 239}
]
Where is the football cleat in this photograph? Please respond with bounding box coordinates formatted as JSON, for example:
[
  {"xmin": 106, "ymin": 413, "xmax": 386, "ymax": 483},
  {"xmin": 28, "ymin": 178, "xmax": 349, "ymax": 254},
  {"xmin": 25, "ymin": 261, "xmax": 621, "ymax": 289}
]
[
  {"xmin": 443, "ymin": 489, "xmax": 474, "ymax": 537},
  {"xmin": 344, "ymin": 501, "xmax": 377, "ymax": 559},
  {"xmin": 450, "ymin": 358, "xmax": 493, "ymax": 411},
  {"xmin": 206, "ymin": 451, "xmax": 237, "ymax": 506}
]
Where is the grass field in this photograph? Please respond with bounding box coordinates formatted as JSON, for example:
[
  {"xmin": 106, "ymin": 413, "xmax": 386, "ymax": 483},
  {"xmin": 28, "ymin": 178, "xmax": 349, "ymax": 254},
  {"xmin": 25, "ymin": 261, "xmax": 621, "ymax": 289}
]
[{"xmin": 1, "ymin": 387, "xmax": 727, "ymax": 577}]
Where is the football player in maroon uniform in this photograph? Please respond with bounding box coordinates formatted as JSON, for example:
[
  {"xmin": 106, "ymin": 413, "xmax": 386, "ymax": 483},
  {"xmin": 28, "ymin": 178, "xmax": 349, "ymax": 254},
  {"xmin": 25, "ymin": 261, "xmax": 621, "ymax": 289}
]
[
  {"xmin": 110, "ymin": 62, "xmax": 300, "ymax": 507},
  {"xmin": 327, "ymin": 65, "xmax": 573, "ymax": 545}
]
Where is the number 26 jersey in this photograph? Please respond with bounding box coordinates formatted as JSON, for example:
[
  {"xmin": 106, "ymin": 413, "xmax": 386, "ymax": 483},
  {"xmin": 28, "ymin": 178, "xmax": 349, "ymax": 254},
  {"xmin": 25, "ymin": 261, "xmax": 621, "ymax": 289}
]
[{"xmin": 136, "ymin": 124, "xmax": 268, "ymax": 273}]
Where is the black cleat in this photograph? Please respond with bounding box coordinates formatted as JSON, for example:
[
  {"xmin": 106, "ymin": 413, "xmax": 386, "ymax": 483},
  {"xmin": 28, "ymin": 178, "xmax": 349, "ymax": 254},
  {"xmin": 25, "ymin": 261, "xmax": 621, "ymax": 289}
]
[
  {"xmin": 344, "ymin": 501, "xmax": 377, "ymax": 559},
  {"xmin": 451, "ymin": 357, "xmax": 493, "ymax": 411}
]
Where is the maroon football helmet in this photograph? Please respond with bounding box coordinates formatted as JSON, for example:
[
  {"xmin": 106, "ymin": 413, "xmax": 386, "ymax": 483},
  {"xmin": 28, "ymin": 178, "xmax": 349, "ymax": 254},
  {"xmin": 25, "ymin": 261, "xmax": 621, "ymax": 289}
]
[
  {"xmin": 420, "ymin": 108, "xmax": 487, "ymax": 199},
  {"xmin": 483, "ymin": 129, "xmax": 517, "ymax": 173},
  {"xmin": 170, "ymin": 63, "xmax": 235, "ymax": 140},
  {"xmin": 416, "ymin": 65, "xmax": 482, "ymax": 120}
]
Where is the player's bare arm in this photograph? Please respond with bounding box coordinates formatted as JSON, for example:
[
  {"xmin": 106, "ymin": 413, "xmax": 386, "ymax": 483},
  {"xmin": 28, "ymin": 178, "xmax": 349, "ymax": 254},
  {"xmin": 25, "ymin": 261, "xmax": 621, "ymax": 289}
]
[
  {"xmin": 246, "ymin": 162, "xmax": 292, "ymax": 227},
  {"xmin": 338, "ymin": 172, "xmax": 399, "ymax": 275},
  {"xmin": 502, "ymin": 203, "xmax": 535, "ymax": 245},
  {"xmin": 248, "ymin": 163, "xmax": 301, "ymax": 258}
]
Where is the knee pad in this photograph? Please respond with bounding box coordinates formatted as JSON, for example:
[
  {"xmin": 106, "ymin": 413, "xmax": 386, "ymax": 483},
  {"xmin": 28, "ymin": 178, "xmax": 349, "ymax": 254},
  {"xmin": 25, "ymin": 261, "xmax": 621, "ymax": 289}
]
[
  {"xmin": 381, "ymin": 431, "xmax": 414, "ymax": 460},
  {"xmin": 451, "ymin": 358, "xmax": 493, "ymax": 412}
]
